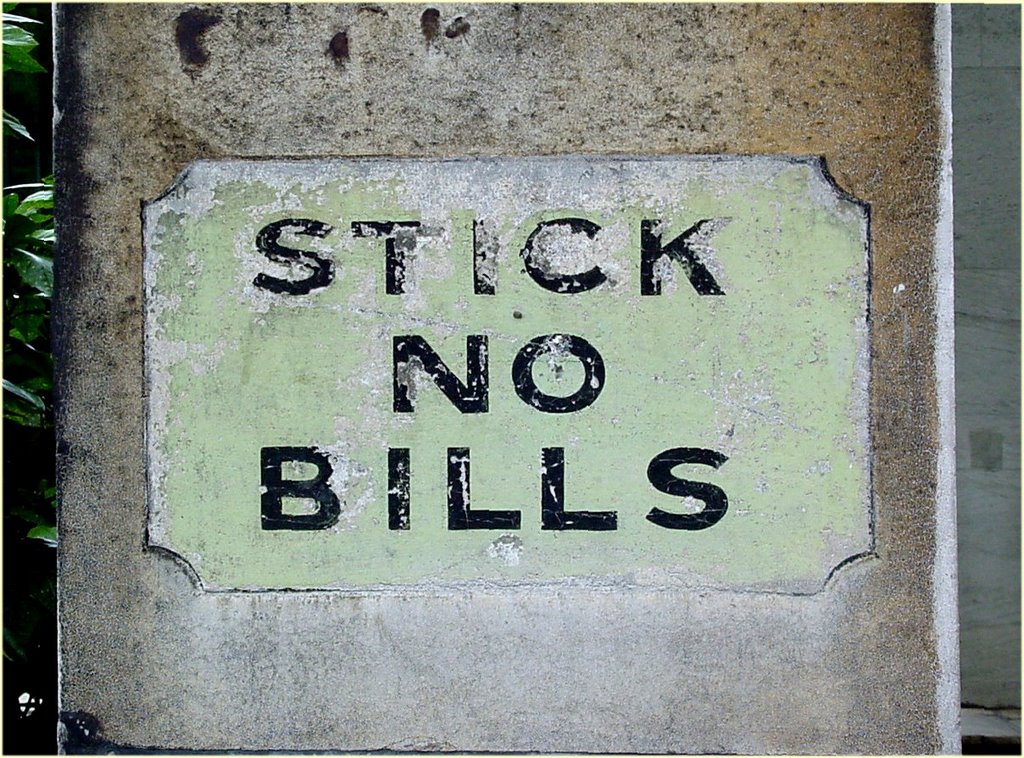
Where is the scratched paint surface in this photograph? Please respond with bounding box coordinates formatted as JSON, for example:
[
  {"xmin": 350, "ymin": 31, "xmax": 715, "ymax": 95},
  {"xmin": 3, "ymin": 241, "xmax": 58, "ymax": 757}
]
[{"xmin": 143, "ymin": 156, "xmax": 870, "ymax": 593}]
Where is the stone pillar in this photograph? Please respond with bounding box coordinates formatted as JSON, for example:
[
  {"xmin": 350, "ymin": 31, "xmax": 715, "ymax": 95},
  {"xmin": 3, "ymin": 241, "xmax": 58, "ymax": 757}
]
[{"xmin": 55, "ymin": 5, "xmax": 958, "ymax": 752}]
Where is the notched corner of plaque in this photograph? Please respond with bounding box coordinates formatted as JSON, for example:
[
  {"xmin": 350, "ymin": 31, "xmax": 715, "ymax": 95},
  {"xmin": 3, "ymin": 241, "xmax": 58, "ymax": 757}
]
[
  {"xmin": 144, "ymin": 161, "xmax": 202, "ymax": 208},
  {"xmin": 805, "ymin": 155, "xmax": 871, "ymax": 216},
  {"xmin": 803, "ymin": 515, "xmax": 877, "ymax": 594},
  {"xmin": 144, "ymin": 518, "xmax": 208, "ymax": 593},
  {"xmin": 815, "ymin": 547, "xmax": 878, "ymax": 595},
  {"xmin": 142, "ymin": 159, "xmax": 224, "ymax": 220}
]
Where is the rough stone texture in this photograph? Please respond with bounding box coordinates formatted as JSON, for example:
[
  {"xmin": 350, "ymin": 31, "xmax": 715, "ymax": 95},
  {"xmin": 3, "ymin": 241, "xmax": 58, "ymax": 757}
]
[{"xmin": 55, "ymin": 4, "xmax": 957, "ymax": 753}]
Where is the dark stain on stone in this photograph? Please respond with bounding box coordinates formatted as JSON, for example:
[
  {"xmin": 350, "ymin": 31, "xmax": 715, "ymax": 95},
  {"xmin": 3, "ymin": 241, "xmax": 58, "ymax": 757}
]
[
  {"xmin": 356, "ymin": 4, "xmax": 388, "ymax": 15},
  {"xmin": 59, "ymin": 710, "xmax": 104, "ymax": 751},
  {"xmin": 174, "ymin": 9, "xmax": 221, "ymax": 68},
  {"xmin": 970, "ymin": 429, "xmax": 1004, "ymax": 471},
  {"xmin": 145, "ymin": 113, "xmax": 216, "ymax": 166},
  {"xmin": 444, "ymin": 16, "xmax": 470, "ymax": 39},
  {"xmin": 328, "ymin": 30, "xmax": 350, "ymax": 64},
  {"xmin": 420, "ymin": 8, "xmax": 441, "ymax": 44},
  {"xmin": 53, "ymin": 5, "xmax": 95, "ymax": 455}
]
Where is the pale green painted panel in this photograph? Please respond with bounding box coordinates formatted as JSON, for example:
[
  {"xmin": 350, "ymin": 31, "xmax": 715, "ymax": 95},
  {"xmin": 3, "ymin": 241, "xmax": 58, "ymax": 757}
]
[{"xmin": 143, "ymin": 156, "xmax": 870, "ymax": 593}]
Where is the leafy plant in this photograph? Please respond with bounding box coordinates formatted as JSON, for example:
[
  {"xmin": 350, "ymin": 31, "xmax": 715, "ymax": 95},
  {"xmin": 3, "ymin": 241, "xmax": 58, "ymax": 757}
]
[
  {"xmin": 2, "ymin": 7, "xmax": 44, "ymax": 142},
  {"xmin": 3, "ymin": 4, "xmax": 58, "ymax": 752},
  {"xmin": 3, "ymin": 4, "xmax": 55, "ymax": 547},
  {"xmin": 3, "ymin": 178, "xmax": 53, "ymax": 428}
]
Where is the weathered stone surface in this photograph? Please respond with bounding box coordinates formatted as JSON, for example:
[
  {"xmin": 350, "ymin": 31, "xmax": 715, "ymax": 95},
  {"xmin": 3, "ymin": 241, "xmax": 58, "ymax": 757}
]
[{"xmin": 55, "ymin": 4, "xmax": 958, "ymax": 753}]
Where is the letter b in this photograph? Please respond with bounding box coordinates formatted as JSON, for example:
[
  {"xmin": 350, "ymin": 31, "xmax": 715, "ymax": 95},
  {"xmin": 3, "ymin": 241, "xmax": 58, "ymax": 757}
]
[{"xmin": 260, "ymin": 446, "xmax": 340, "ymax": 530}]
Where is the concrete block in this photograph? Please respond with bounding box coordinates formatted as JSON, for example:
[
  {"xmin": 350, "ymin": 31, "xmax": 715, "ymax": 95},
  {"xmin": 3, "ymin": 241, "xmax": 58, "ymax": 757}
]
[
  {"xmin": 952, "ymin": 5, "xmax": 983, "ymax": 69},
  {"xmin": 957, "ymin": 468, "xmax": 1022, "ymax": 706},
  {"xmin": 54, "ymin": 4, "xmax": 958, "ymax": 753},
  {"xmin": 955, "ymin": 272, "xmax": 1021, "ymax": 426},
  {"xmin": 952, "ymin": 67, "xmax": 1021, "ymax": 272},
  {"xmin": 980, "ymin": 5, "xmax": 1022, "ymax": 68}
]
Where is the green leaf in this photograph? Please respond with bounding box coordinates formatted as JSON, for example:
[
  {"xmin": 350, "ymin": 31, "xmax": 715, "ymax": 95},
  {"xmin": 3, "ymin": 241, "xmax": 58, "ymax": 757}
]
[
  {"xmin": 2, "ymin": 13, "xmax": 40, "ymax": 24},
  {"xmin": 21, "ymin": 374, "xmax": 52, "ymax": 394},
  {"xmin": 9, "ymin": 315, "xmax": 45, "ymax": 342},
  {"xmin": 2, "ymin": 108, "xmax": 31, "ymax": 139},
  {"xmin": 10, "ymin": 247, "xmax": 53, "ymax": 295},
  {"xmin": 15, "ymin": 189, "xmax": 52, "ymax": 214},
  {"xmin": 3, "ymin": 191, "xmax": 19, "ymax": 218},
  {"xmin": 26, "ymin": 525, "xmax": 57, "ymax": 546},
  {"xmin": 18, "ymin": 212, "xmax": 51, "ymax": 227},
  {"xmin": 3, "ymin": 378, "xmax": 44, "ymax": 409},
  {"xmin": 2, "ymin": 207, "xmax": 38, "ymax": 245},
  {"xmin": 7, "ymin": 299, "xmax": 46, "ymax": 341},
  {"xmin": 3, "ymin": 22, "xmax": 37, "ymax": 47},
  {"xmin": 3, "ymin": 402, "xmax": 44, "ymax": 427},
  {"xmin": 29, "ymin": 227, "xmax": 54, "ymax": 243},
  {"xmin": 8, "ymin": 502, "xmax": 45, "ymax": 525},
  {"xmin": 5, "ymin": 336, "xmax": 53, "ymax": 367},
  {"xmin": 2, "ymin": 387, "xmax": 46, "ymax": 426},
  {"xmin": 3, "ymin": 41, "xmax": 44, "ymax": 73}
]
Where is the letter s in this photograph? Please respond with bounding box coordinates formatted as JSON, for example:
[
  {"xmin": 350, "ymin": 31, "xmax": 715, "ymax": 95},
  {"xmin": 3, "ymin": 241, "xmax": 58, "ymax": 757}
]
[
  {"xmin": 253, "ymin": 218, "xmax": 334, "ymax": 295},
  {"xmin": 646, "ymin": 447, "xmax": 728, "ymax": 530}
]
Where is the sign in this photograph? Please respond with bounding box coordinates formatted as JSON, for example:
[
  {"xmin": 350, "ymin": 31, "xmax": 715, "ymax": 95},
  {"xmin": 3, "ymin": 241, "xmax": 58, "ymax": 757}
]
[{"xmin": 144, "ymin": 156, "xmax": 871, "ymax": 593}]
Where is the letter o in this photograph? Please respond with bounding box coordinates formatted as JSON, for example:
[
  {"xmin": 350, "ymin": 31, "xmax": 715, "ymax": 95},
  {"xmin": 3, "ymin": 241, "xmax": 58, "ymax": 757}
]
[{"xmin": 512, "ymin": 334, "xmax": 605, "ymax": 414}]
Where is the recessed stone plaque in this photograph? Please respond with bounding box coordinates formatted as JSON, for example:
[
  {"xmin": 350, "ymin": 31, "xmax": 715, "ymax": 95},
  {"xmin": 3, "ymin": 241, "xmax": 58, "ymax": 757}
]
[{"xmin": 144, "ymin": 156, "xmax": 870, "ymax": 594}]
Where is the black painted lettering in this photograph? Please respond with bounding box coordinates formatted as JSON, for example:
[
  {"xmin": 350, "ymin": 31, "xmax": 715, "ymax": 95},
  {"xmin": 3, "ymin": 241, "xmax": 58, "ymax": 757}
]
[
  {"xmin": 447, "ymin": 448, "xmax": 521, "ymax": 530},
  {"xmin": 521, "ymin": 217, "xmax": 607, "ymax": 294},
  {"xmin": 260, "ymin": 446, "xmax": 340, "ymax": 530},
  {"xmin": 253, "ymin": 218, "xmax": 334, "ymax": 295},
  {"xmin": 646, "ymin": 447, "xmax": 729, "ymax": 530},
  {"xmin": 393, "ymin": 335, "xmax": 488, "ymax": 413},
  {"xmin": 640, "ymin": 219, "xmax": 726, "ymax": 296},
  {"xmin": 540, "ymin": 447, "xmax": 617, "ymax": 530},
  {"xmin": 388, "ymin": 448, "xmax": 411, "ymax": 530},
  {"xmin": 473, "ymin": 219, "xmax": 497, "ymax": 295},
  {"xmin": 512, "ymin": 334, "xmax": 604, "ymax": 414},
  {"xmin": 351, "ymin": 220, "xmax": 421, "ymax": 294}
]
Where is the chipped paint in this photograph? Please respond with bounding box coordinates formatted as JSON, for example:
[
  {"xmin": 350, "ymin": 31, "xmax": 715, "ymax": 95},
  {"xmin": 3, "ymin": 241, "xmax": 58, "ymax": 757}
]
[{"xmin": 144, "ymin": 155, "xmax": 871, "ymax": 593}]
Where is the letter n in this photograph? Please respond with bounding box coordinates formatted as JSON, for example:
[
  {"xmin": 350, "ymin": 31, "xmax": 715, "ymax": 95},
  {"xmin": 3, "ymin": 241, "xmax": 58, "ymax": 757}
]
[{"xmin": 393, "ymin": 335, "xmax": 488, "ymax": 413}]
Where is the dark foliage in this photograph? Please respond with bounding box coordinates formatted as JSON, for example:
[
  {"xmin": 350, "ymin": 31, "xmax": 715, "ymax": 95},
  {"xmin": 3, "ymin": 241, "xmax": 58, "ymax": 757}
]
[{"xmin": 3, "ymin": 3, "xmax": 57, "ymax": 753}]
